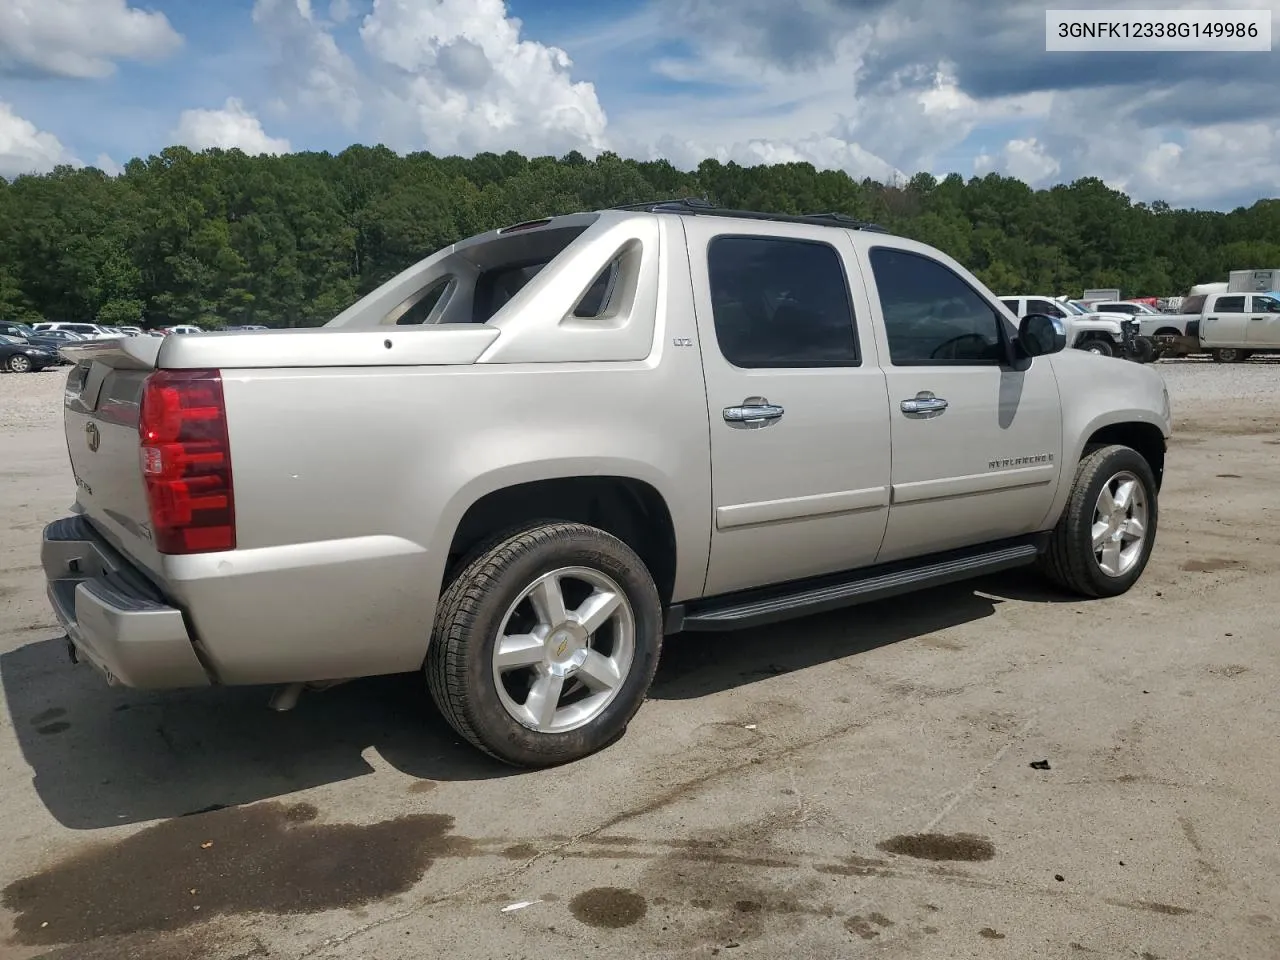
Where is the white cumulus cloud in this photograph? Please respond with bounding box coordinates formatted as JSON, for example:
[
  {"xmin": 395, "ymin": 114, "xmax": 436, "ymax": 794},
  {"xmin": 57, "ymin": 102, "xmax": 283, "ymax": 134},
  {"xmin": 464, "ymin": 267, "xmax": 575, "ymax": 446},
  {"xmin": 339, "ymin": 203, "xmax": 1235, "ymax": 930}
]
[
  {"xmin": 0, "ymin": 0, "xmax": 182, "ymax": 79},
  {"xmin": 252, "ymin": 0, "xmax": 608, "ymax": 157},
  {"xmin": 0, "ymin": 100, "xmax": 78, "ymax": 177},
  {"xmin": 172, "ymin": 98, "xmax": 292, "ymax": 155},
  {"xmin": 975, "ymin": 138, "xmax": 1061, "ymax": 186}
]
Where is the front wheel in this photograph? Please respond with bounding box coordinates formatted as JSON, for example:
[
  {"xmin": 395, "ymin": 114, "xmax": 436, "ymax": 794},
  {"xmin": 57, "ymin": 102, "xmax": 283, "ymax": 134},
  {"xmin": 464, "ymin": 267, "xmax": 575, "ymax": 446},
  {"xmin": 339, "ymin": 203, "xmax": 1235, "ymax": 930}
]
[
  {"xmin": 5, "ymin": 354, "xmax": 31, "ymax": 373},
  {"xmin": 1080, "ymin": 337, "xmax": 1115, "ymax": 357},
  {"xmin": 1125, "ymin": 338, "xmax": 1156, "ymax": 364},
  {"xmin": 425, "ymin": 521, "xmax": 663, "ymax": 767},
  {"xmin": 1038, "ymin": 444, "xmax": 1159, "ymax": 598}
]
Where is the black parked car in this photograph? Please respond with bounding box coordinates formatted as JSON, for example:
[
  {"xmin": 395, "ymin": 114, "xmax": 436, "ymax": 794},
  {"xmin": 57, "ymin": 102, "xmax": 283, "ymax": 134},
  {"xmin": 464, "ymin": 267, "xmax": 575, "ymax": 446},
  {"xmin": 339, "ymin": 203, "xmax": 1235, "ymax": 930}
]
[
  {"xmin": 0, "ymin": 335, "xmax": 59, "ymax": 372},
  {"xmin": 0, "ymin": 322, "xmax": 82, "ymax": 363}
]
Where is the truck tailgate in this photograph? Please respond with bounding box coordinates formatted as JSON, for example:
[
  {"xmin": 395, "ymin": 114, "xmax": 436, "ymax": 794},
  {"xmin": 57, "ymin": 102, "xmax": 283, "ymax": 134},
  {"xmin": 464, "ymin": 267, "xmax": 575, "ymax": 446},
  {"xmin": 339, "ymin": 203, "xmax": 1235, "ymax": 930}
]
[{"xmin": 62, "ymin": 340, "xmax": 166, "ymax": 579}]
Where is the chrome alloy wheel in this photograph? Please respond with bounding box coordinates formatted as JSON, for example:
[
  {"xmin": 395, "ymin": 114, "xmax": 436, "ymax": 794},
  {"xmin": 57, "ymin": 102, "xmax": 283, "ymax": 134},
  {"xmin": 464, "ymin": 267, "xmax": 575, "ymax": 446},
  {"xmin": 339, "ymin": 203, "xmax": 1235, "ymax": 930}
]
[
  {"xmin": 491, "ymin": 566, "xmax": 636, "ymax": 734},
  {"xmin": 1092, "ymin": 470, "xmax": 1148, "ymax": 577}
]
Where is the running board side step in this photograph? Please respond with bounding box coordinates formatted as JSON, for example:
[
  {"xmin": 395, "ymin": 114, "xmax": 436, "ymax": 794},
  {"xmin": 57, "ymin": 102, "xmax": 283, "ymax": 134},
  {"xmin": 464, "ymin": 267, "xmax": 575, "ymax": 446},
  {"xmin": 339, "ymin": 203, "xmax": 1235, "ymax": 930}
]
[{"xmin": 668, "ymin": 538, "xmax": 1042, "ymax": 633}]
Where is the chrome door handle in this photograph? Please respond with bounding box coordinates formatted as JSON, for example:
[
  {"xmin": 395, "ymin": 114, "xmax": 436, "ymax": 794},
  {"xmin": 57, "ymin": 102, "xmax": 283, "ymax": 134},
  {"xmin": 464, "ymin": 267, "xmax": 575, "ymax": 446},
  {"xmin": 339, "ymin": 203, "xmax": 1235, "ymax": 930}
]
[
  {"xmin": 723, "ymin": 399, "xmax": 784, "ymax": 426},
  {"xmin": 900, "ymin": 393, "xmax": 948, "ymax": 418}
]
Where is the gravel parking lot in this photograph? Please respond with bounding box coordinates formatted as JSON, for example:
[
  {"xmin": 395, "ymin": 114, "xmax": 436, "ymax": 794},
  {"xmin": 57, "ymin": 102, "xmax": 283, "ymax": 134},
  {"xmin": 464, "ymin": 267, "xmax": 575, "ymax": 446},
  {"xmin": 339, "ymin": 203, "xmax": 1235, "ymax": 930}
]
[{"xmin": 1, "ymin": 360, "xmax": 1278, "ymax": 960}]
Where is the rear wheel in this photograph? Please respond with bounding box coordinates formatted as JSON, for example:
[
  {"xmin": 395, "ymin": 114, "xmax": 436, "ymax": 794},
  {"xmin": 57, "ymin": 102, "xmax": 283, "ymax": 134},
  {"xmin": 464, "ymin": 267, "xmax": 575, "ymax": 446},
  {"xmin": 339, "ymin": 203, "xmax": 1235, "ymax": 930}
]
[
  {"xmin": 1212, "ymin": 348, "xmax": 1248, "ymax": 363},
  {"xmin": 1080, "ymin": 337, "xmax": 1114, "ymax": 357},
  {"xmin": 425, "ymin": 521, "xmax": 663, "ymax": 767},
  {"xmin": 1038, "ymin": 444, "xmax": 1158, "ymax": 598}
]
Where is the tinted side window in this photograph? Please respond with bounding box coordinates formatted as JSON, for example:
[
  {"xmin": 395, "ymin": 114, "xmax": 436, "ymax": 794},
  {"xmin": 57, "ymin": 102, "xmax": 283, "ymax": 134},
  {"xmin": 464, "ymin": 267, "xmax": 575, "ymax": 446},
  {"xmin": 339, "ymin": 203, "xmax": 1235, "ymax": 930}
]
[
  {"xmin": 868, "ymin": 247, "xmax": 1005, "ymax": 365},
  {"xmin": 1215, "ymin": 296, "xmax": 1246, "ymax": 313},
  {"xmin": 999, "ymin": 299, "xmax": 1019, "ymax": 314},
  {"xmin": 1253, "ymin": 295, "xmax": 1280, "ymax": 313},
  {"xmin": 1028, "ymin": 298, "xmax": 1065, "ymax": 317},
  {"xmin": 706, "ymin": 236, "xmax": 859, "ymax": 368}
]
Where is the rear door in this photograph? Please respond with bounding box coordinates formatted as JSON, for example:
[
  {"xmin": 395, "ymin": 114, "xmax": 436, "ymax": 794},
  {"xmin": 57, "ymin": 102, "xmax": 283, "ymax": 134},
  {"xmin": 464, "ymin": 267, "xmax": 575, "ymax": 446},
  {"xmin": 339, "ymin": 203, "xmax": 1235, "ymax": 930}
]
[
  {"xmin": 1245, "ymin": 294, "xmax": 1280, "ymax": 345},
  {"xmin": 682, "ymin": 217, "xmax": 893, "ymax": 597},
  {"xmin": 857, "ymin": 239, "xmax": 1064, "ymax": 564},
  {"xmin": 1201, "ymin": 295, "xmax": 1249, "ymax": 345}
]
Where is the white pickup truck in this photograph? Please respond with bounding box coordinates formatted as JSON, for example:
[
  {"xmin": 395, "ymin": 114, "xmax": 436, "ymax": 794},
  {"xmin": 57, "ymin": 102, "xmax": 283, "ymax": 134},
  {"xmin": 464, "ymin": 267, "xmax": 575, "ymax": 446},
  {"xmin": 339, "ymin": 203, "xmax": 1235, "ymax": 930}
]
[
  {"xmin": 43, "ymin": 200, "xmax": 1172, "ymax": 767},
  {"xmin": 998, "ymin": 295, "xmax": 1149, "ymax": 360},
  {"xmin": 1147, "ymin": 290, "xmax": 1280, "ymax": 362}
]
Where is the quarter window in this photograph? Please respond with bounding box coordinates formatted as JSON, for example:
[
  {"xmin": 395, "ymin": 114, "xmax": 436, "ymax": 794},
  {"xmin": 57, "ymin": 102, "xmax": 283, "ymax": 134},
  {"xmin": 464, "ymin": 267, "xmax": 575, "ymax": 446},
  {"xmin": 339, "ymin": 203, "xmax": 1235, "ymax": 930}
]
[
  {"xmin": 706, "ymin": 236, "xmax": 859, "ymax": 368},
  {"xmin": 393, "ymin": 277, "xmax": 454, "ymax": 325},
  {"xmin": 869, "ymin": 247, "xmax": 1006, "ymax": 365}
]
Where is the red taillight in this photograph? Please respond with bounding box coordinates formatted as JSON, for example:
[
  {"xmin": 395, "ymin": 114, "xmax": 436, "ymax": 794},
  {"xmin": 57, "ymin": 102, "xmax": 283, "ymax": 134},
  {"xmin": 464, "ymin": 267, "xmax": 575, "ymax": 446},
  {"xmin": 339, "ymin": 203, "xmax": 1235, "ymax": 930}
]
[{"xmin": 138, "ymin": 368, "xmax": 235, "ymax": 554}]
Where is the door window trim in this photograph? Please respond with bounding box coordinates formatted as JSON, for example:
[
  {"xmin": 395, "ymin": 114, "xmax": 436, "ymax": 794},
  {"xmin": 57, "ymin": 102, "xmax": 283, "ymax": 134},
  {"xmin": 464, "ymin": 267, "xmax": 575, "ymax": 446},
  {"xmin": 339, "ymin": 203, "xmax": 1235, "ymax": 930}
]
[{"xmin": 705, "ymin": 232, "xmax": 863, "ymax": 369}]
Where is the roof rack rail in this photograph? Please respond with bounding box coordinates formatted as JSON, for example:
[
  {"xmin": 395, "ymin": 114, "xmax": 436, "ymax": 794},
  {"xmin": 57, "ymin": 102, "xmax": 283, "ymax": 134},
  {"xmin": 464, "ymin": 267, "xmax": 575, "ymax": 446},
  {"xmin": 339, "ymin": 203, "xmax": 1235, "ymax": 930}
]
[{"xmin": 611, "ymin": 198, "xmax": 889, "ymax": 232}]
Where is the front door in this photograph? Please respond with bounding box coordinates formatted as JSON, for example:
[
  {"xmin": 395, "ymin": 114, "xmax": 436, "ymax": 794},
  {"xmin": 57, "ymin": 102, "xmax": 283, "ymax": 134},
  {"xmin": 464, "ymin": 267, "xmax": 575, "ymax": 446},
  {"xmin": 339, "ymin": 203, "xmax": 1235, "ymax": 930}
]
[
  {"xmin": 857, "ymin": 242, "xmax": 1065, "ymax": 564},
  {"xmin": 1245, "ymin": 294, "xmax": 1280, "ymax": 345},
  {"xmin": 683, "ymin": 218, "xmax": 893, "ymax": 597},
  {"xmin": 1203, "ymin": 295, "xmax": 1249, "ymax": 345}
]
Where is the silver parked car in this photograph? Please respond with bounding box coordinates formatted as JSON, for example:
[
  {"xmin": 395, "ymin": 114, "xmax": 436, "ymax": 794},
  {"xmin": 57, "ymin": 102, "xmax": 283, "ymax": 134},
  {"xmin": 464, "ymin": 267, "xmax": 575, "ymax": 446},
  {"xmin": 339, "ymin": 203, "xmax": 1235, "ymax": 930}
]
[{"xmin": 44, "ymin": 200, "xmax": 1171, "ymax": 767}]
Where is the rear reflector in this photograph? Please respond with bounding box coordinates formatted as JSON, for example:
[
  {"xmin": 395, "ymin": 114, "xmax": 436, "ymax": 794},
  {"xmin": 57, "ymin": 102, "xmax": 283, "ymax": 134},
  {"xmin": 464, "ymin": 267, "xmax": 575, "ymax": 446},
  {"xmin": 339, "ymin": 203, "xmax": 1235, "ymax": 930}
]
[{"xmin": 138, "ymin": 368, "xmax": 235, "ymax": 554}]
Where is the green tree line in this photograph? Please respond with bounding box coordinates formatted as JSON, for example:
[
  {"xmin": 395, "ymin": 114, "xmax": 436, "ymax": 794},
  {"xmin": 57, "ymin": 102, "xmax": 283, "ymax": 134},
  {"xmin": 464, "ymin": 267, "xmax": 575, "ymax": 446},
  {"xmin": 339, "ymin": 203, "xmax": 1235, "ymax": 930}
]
[{"xmin": 1, "ymin": 144, "xmax": 1277, "ymax": 328}]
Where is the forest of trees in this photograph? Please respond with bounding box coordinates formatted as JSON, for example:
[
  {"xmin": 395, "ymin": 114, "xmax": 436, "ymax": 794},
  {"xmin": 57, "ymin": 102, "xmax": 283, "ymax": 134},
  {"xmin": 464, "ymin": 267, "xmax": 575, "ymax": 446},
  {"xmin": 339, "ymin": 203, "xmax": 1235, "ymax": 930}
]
[{"xmin": 1, "ymin": 144, "xmax": 1277, "ymax": 329}]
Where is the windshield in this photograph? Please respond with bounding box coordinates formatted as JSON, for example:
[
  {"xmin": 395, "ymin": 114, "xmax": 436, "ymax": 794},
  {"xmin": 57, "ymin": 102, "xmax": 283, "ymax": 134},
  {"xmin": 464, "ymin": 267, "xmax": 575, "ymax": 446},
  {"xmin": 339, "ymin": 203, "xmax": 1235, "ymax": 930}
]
[{"xmin": 1060, "ymin": 300, "xmax": 1088, "ymax": 315}]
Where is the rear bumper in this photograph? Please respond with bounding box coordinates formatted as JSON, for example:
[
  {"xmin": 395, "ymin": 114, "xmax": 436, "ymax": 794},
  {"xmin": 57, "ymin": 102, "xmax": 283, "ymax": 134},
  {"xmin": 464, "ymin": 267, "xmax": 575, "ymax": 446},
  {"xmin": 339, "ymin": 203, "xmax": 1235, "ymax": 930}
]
[{"xmin": 42, "ymin": 515, "xmax": 212, "ymax": 689}]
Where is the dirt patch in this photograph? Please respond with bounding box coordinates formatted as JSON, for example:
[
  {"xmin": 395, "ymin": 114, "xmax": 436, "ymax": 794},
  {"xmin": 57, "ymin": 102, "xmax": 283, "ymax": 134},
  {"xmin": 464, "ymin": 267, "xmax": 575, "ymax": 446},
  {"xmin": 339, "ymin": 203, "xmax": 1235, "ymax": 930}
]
[
  {"xmin": 877, "ymin": 833, "xmax": 995, "ymax": 862},
  {"xmin": 845, "ymin": 912, "xmax": 894, "ymax": 939},
  {"xmin": 1209, "ymin": 664, "xmax": 1249, "ymax": 678},
  {"xmin": 2, "ymin": 802, "xmax": 465, "ymax": 945},
  {"xmin": 568, "ymin": 887, "xmax": 647, "ymax": 928},
  {"xmin": 1181, "ymin": 558, "xmax": 1243, "ymax": 573},
  {"xmin": 502, "ymin": 843, "xmax": 539, "ymax": 860}
]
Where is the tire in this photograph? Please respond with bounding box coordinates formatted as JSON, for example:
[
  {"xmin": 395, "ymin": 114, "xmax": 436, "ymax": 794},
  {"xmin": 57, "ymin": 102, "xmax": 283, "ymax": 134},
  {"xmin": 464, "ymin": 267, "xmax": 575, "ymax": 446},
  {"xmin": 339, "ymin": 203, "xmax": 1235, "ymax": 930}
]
[
  {"xmin": 1212, "ymin": 348, "xmax": 1247, "ymax": 363},
  {"xmin": 1079, "ymin": 337, "xmax": 1114, "ymax": 357},
  {"xmin": 425, "ymin": 521, "xmax": 663, "ymax": 768},
  {"xmin": 1038, "ymin": 444, "xmax": 1159, "ymax": 599},
  {"xmin": 1126, "ymin": 338, "xmax": 1155, "ymax": 364},
  {"xmin": 5, "ymin": 354, "xmax": 31, "ymax": 373}
]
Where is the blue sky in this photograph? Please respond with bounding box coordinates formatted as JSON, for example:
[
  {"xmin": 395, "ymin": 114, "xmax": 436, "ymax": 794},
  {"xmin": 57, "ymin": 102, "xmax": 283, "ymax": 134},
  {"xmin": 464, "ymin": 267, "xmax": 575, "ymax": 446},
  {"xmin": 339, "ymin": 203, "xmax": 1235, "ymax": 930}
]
[{"xmin": 0, "ymin": 0, "xmax": 1277, "ymax": 210}]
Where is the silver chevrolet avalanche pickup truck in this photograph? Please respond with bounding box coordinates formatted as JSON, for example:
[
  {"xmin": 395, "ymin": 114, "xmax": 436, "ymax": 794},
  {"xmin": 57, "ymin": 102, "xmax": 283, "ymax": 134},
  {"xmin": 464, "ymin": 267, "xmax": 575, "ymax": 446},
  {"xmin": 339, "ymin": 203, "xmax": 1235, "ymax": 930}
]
[{"xmin": 43, "ymin": 199, "xmax": 1172, "ymax": 767}]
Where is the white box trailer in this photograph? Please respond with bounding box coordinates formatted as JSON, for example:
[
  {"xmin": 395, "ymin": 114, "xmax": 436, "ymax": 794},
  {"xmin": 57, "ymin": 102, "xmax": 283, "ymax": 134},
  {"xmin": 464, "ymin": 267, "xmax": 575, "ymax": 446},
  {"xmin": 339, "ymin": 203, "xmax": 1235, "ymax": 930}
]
[{"xmin": 1228, "ymin": 269, "xmax": 1280, "ymax": 293}]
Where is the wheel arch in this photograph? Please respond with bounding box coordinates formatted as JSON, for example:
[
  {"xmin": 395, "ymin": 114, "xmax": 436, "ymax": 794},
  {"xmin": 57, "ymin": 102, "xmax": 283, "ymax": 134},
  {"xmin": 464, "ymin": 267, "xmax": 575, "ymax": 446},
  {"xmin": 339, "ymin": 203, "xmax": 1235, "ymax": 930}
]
[
  {"xmin": 442, "ymin": 472, "xmax": 683, "ymax": 607},
  {"xmin": 1040, "ymin": 411, "xmax": 1169, "ymax": 531},
  {"xmin": 1082, "ymin": 422, "xmax": 1166, "ymax": 491}
]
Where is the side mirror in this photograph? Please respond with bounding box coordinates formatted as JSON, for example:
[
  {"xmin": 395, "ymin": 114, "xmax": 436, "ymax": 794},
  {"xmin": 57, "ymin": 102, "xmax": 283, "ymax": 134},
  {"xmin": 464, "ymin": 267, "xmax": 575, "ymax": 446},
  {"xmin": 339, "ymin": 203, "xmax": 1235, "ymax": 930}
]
[{"xmin": 1018, "ymin": 313, "xmax": 1066, "ymax": 357}]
